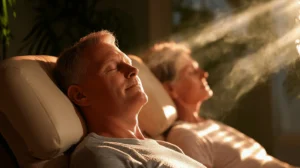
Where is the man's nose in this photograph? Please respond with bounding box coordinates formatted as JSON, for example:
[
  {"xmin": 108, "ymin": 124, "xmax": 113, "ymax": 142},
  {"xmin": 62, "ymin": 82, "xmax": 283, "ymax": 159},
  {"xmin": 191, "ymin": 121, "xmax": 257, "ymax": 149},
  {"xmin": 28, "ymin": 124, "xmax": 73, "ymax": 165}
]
[{"xmin": 124, "ymin": 64, "xmax": 139, "ymax": 78}]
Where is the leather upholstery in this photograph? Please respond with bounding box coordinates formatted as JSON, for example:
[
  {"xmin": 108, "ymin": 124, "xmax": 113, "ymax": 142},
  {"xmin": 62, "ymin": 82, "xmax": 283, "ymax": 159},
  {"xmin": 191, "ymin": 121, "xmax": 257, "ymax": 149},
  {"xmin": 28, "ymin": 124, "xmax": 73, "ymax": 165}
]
[
  {"xmin": 0, "ymin": 56, "xmax": 86, "ymax": 167},
  {"xmin": 0, "ymin": 55, "xmax": 177, "ymax": 167},
  {"xmin": 131, "ymin": 55, "xmax": 177, "ymax": 138}
]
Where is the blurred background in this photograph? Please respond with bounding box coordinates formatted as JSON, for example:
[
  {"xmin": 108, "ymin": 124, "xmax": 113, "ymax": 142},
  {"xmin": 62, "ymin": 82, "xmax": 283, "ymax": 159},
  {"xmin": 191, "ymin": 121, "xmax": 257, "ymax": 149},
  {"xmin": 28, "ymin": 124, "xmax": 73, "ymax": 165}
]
[{"xmin": 0, "ymin": 0, "xmax": 300, "ymax": 166}]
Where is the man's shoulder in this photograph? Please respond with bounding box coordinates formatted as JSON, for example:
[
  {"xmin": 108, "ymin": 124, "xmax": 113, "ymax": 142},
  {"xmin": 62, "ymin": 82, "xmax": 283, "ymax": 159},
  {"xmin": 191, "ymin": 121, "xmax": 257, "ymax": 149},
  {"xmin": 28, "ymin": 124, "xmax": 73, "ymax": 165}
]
[
  {"xmin": 70, "ymin": 133, "xmax": 139, "ymax": 168},
  {"xmin": 73, "ymin": 133, "xmax": 127, "ymax": 153},
  {"xmin": 71, "ymin": 133, "xmax": 100, "ymax": 156}
]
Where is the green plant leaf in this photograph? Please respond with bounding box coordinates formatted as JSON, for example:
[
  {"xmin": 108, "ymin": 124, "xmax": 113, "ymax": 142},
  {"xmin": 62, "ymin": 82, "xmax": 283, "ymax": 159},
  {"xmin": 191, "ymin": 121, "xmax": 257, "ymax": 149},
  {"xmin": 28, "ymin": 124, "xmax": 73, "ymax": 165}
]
[
  {"xmin": 22, "ymin": 22, "xmax": 43, "ymax": 42},
  {"xmin": 35, "ymin": 31, "xmax": 49, "ymax": 54}
]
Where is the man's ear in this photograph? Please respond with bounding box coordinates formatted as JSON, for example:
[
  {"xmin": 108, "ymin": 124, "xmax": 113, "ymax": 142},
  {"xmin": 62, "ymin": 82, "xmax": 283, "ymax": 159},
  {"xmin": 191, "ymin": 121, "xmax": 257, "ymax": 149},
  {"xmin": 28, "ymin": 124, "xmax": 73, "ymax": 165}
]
[
  {"xmin": 162, "ymin": 82, "xmax": 178, "ymax": 99},
  {"xmin": 67, "ymin": 85, "xmax": 90, "ymax": 107}
]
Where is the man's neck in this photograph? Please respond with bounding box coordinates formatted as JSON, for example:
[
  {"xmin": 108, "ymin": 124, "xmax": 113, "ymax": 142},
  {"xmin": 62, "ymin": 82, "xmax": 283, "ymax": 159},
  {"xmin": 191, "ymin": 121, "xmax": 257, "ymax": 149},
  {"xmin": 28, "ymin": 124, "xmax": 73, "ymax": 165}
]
[{"xmin": 86, "ymin": 112, "xmax": 145, "ymax": 140}]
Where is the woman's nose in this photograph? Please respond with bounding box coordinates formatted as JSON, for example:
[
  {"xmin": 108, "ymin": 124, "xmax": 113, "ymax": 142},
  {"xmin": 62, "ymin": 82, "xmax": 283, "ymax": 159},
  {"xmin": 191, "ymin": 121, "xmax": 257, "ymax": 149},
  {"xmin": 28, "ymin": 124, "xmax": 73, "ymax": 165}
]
[
  {"xmin": 203, "ymin": 71, "xmax": 209, "ymax": 78},
  {"xmin": 199, "ymin": 69, "xmax": 209, "ymax": 79}
]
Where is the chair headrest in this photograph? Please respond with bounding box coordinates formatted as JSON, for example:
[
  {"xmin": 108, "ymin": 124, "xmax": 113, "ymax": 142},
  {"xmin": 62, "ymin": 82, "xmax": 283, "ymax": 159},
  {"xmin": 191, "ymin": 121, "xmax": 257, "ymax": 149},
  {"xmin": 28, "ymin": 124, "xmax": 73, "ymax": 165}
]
[
  {"xmin": 130, "ymin": 56, "xmax": 177, "ymax": 138},
  {"xmin": 0, "ymin": 56, "xmax": 86, "ymax": 159},
  {"xmin": 0, "ymin": 54, "xmax": 176, "ymax": 160}
]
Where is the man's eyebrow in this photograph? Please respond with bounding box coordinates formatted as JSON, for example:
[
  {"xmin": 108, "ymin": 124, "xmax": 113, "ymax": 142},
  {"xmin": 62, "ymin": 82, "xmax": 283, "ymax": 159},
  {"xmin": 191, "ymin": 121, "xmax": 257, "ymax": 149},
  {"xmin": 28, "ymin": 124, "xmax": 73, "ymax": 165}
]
[
  {"xmin": 100, "ymin": 54, "xmax": 130, "ymax": 67},
  {"xmin": 98, "ymin": 58, "xmax": 116, "ymax": 70}
]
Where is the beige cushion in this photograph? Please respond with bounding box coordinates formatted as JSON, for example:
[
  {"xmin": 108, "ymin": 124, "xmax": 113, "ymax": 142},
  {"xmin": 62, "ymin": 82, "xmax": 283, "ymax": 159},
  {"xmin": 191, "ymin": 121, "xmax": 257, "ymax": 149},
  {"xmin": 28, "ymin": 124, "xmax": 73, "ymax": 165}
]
[
  {"xmin": 130, "ymin": 55, "xmax": 177, "ymax": 138},
  {"xmin": 0, "ymin": 55, "xmax": 176, "ymax": 167},
  {"xmin": 0, "ymin": 56, "xmax": 86, "ymax": 167}
]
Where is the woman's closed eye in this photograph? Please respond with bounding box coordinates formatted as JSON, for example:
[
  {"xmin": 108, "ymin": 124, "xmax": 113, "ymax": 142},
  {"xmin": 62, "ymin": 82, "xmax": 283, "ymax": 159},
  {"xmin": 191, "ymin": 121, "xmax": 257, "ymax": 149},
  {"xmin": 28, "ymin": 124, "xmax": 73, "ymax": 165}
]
[{"xmin": 188, "ymin": 69, "xmax": 199, "ymax": 75}]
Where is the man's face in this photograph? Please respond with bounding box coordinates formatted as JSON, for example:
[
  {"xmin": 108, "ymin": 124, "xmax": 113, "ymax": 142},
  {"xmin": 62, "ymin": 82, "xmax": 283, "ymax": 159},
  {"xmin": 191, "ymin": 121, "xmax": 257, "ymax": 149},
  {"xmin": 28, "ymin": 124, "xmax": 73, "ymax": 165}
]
[
  {"xmin": 78, "ymin": 42, "xmax": 148, "ymax": 117},
  {"xmin": 172, "ymin": 57, "xmax": 213, "ymax": 104}
]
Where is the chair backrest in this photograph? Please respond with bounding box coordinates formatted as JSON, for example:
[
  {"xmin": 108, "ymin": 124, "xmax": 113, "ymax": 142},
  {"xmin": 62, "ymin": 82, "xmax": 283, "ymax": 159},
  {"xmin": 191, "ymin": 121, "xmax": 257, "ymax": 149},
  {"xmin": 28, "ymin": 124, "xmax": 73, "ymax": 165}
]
[
  {"xmin": 0, "ymin": 56, "xmax": 87, "ymax": 168},
  {"xmin": 0, "ymin": 133, "xmax": 18, "ymax": 168},
  {"xmin": 131, "ymin": 55, "xmax": 177, "ymax": 138},
  {"xmin": 0, "ymin": 55, "xmax": 177, "ymax": 167}
]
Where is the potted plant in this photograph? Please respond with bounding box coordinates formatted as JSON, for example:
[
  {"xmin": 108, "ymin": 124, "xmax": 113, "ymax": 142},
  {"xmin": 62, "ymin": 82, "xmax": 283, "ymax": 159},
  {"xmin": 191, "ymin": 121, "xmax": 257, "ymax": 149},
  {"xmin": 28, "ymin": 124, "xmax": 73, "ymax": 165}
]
[
  {"xmin": 19, "ymin": 0, "xmax": 136, "ymax": 56},
  {"xmin": 0, "ymin": 0, "xmax": 16, "ymax": 60}
]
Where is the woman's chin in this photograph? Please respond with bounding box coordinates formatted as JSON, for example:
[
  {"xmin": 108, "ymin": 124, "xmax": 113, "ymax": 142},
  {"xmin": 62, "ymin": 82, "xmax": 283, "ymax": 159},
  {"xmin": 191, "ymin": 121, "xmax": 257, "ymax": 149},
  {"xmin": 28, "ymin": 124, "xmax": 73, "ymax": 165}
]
[
  {"xmin": 200, "ymin": 90, "xmax": 213, "ymax": 101},
  {"xmin": 207, "ymin": 90, "xmax": 213, "ymax": 97}
]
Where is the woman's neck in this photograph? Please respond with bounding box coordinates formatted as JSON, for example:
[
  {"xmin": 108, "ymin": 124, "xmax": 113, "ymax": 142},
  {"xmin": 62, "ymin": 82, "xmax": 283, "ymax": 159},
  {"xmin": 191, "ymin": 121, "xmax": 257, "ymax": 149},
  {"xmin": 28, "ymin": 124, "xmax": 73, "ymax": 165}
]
[{"xmin": 175, "ymin": 100, "xmax": 205, "ymax": 123}]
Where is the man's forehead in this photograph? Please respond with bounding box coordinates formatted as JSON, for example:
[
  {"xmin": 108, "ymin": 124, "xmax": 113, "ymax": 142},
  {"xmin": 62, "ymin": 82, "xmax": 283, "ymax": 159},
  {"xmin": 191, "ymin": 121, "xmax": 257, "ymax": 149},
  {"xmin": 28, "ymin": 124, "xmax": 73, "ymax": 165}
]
[
  {"xmin": 89, "ymin": 43, "xmax": 131, "ymax": 64},
  {"xmin": 98, "ymin": 34, "xmax": 115, "ymax": 46},
  {"xmin": 103, "ymin": 47, "xmax": 131, "ymax": 63},
  {"xmin": 87, "ymin": 42, "xmax": 117, "ymax": 58}
]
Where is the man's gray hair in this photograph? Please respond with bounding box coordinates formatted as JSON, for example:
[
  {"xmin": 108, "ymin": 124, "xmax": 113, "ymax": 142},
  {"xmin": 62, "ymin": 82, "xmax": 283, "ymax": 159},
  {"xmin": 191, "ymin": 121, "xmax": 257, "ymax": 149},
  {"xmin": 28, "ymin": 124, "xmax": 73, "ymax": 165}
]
[
  {"xmin": 143, "ymin": 42, "xmax": 191, "ymax": 83},
  {"xmin": 54, "ymin": 30, "xmax": 115, "ymax": 93}
]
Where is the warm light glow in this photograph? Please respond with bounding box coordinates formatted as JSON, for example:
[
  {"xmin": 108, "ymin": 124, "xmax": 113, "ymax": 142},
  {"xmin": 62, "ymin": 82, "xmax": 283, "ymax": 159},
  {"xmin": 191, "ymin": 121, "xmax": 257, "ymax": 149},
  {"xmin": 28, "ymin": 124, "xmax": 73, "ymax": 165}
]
[
  {"xmin": 255, "ymin": 149, "xmax": 268, "ymax": 160},
  {"xmin": 169, "ymin": 1, "xmax": 298, "ymax": 115},
  {"xmin": 197, "ymin": 123, "xmax": 220, "ymax": 136},
  {"xmin": 163, "ymin": 105, "xmax": 176, "ymax": 118},
  {"xmin": 233, "ymin": 141, "xmax": 245, "ymax": 149},
  {"xmin": 264, "ymin": 156, "xmax": 273, "ymax": 162},
  {"xmin": 297, "ymin": 44, "xmax": 300, "ymax": 55},
  {"xmin": 217, "ymin": 131, "xmax": 227, "ymax": 137},
  {"xmin": 179, "ymin": 123, "xmax": 193, "ymax": 129},
  {"xmin": 241, "ymin": 149, "xmax": 253, "ymax": 160},
  {"xmin": 241, "ymin": 143, "xmax": 261, "ymax": 160},
  {"xmin": 222, "ymin": 24, "xmax": 300, "ymax": 101},
  {"xmin": 297, "ymin": 0, "xmax": 300, "ymax": 58},
  {"xmin": 223, "ymin": 136, "xmax": 234, "ymax": 143},
  {"xmin": 176, "ymin": 0, "xmax": 288, "ymax": 48},
  {"xmin": 276, "ymin": 1, "xmax": 298, "ymax": 16},
  {"xmin": 296, "ymin": 39, "xmax": 300, "ymax": 55}
]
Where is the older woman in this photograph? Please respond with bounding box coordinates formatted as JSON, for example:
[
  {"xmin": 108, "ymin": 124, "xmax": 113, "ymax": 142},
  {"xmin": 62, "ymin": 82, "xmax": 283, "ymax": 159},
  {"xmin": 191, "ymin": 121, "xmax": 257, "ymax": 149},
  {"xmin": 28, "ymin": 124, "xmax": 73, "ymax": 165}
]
[{"xmin": 143, "ymin": 42, "xmax": 295, "ymax": 168}]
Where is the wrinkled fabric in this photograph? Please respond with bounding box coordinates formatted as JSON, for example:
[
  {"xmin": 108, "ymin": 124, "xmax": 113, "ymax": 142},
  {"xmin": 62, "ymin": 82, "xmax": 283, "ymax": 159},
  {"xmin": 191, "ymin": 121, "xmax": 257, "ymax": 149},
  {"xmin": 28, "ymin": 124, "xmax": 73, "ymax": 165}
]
[{"xmin": 71, "ymin": 132, "xmax": 206, "ymax": 168}]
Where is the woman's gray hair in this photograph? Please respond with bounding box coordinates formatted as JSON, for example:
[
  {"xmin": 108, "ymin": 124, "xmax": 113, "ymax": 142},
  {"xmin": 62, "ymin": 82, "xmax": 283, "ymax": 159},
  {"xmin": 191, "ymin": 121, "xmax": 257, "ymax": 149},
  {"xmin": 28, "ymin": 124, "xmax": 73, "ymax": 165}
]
[
  {"xmin": 142, "ymin": 42, "xmax": 191, "ymax": 83},
  {"xmin": 54, "ymin": 30, "xmax": 115, "ymax": 93}
]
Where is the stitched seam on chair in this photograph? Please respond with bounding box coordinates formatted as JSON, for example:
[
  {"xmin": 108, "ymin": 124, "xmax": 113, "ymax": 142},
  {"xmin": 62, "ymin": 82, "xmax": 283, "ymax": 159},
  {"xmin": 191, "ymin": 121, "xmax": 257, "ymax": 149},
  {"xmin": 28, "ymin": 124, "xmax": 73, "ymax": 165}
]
[
  {"xmin": 2, "ymin": 65, "xmax": 61, "ymax": 158},
  {"xmin": 22, "ymin": 68, "xmax": 61, "ymax": 156}
]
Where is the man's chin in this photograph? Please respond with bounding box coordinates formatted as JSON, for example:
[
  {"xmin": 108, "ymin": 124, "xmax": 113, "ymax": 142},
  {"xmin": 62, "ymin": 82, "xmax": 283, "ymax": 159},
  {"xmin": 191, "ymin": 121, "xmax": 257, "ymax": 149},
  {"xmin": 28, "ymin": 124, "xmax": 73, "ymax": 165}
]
[
  {"xmin": 132, "ymin": 91, "xmax": 148, "ymax": 106},
  {"xmin": 140, "ymin": 92, "xmax": 148, "ymax": 105}
]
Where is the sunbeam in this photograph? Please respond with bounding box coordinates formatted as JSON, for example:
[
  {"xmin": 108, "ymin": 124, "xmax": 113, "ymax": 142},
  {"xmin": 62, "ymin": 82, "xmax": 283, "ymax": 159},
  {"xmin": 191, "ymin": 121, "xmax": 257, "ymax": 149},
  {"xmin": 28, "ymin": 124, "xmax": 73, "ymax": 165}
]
[{"xmin": 171, "ymin": 1, "xmax": 294, "ymax": 49}]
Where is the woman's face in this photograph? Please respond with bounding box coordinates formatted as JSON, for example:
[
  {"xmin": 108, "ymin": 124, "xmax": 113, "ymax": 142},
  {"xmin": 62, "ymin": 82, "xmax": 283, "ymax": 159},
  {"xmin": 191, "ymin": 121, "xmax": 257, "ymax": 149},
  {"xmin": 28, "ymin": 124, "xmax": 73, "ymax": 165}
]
[{"xmin": 171, "ymin": 57, "xmax": 213, "ymax": 104}]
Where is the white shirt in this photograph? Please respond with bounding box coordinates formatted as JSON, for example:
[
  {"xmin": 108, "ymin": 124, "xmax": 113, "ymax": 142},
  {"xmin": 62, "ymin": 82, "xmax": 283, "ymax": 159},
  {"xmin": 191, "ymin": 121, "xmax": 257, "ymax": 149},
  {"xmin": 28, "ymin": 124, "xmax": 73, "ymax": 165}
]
[
  {"xmin": 167, "ymin": 119, "xmax": 294, "ymax": 168},
  {"xmin": 71, "ymin": 132, "xmax": 206, "ymax": 168}
]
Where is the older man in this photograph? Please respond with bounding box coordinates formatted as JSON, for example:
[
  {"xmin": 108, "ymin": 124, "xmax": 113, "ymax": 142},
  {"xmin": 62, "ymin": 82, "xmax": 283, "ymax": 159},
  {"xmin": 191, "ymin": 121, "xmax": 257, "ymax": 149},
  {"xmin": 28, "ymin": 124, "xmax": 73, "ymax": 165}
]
[{"xmin": 54, "ymin": 31, "xmax": 206, "ymax": 168}]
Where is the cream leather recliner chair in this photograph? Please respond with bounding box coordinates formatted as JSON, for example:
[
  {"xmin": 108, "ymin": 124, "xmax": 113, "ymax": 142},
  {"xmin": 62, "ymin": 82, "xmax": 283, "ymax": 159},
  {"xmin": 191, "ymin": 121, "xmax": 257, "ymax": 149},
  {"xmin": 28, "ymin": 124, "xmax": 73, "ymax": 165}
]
[{"xmin": 0, "ymin": 55, "xmax": 177, "ymax": 168}]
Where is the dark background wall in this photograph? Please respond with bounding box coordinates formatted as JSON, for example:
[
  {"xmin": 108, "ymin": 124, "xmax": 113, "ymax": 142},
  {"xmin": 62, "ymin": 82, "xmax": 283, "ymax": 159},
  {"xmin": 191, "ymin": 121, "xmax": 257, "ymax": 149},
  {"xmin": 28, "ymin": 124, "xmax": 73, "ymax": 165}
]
[{"xmin": 5, "ymin": 0, "xmax": 172, "ymax": 58}]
